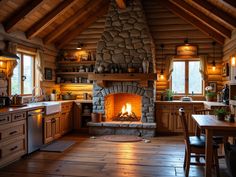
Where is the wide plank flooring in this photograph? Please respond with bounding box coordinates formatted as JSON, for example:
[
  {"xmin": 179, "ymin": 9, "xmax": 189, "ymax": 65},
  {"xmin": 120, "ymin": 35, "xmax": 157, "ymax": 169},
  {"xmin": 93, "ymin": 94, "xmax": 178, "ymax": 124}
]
[{"xmin": 0, "ymin": 134, "xmax": 231, "ymax": 177}]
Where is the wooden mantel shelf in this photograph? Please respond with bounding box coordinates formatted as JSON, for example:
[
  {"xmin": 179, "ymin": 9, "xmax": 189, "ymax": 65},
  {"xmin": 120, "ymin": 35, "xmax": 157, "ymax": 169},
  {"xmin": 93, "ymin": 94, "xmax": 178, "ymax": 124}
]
[{"xmin": 88, "ymin": 73, "xmax": 157, "ymax": 87}]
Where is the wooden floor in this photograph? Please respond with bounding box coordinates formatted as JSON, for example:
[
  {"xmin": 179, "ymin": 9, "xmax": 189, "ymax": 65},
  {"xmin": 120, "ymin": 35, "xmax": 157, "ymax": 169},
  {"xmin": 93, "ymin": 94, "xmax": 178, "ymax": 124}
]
[{"xmin": 0, "ymin": 134, "xmax": 231, "ymax": 177}]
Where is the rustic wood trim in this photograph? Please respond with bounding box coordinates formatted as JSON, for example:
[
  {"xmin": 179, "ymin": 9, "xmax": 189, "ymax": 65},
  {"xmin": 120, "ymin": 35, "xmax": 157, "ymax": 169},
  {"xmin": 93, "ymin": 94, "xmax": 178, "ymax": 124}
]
[
  {"xmin": 223, "ymin": 0, "xmax": 236, "ymax": 8},
  {"xmin": 192, "ymin": 0, "xmax": 236, "ymax": 28},
  {"xmin": 115, "ymin": 0, "xmax": 126, "ymax": 9},
  {"xmin": 56, "ymin": 2, "xmax": 109, "ymax": 49},
  {"xmin": 43, "ymin": 0, "xmax": 105, "ymax": 45},
  {"xmin": 171, "ymin": 0, "xmax": 232, "ymax": 39},
  {"xmin": 3, "ymin": 0, "xmax": 44, "ymax": 32},
  {"xmin": 159, "ymin": 1, "xmax": 225, "ymax": 45},
  {"xmin": 26, "ymin": 0, "xmax": 77, "ymax": 39}
]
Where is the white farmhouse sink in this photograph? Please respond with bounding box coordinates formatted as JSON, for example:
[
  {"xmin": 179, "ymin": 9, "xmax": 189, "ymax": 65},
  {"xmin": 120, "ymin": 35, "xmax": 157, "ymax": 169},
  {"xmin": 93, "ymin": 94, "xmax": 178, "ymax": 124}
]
[{"xmin": 29, "ymin": 101, "xmax": 61, "ymax": 115}]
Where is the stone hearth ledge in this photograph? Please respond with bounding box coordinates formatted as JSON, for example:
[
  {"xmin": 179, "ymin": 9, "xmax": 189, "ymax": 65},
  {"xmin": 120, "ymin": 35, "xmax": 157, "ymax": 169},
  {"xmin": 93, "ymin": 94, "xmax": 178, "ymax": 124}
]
[{"xmin": 87, "ymin": 121, "xmax": 156, "ymax": 137}]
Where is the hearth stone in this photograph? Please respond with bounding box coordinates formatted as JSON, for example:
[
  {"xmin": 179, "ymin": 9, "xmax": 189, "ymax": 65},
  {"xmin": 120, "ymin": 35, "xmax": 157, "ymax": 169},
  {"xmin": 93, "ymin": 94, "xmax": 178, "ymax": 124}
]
[{"xmin": 87, "ymin": 122, "xmax": 156, "ymax": 137}]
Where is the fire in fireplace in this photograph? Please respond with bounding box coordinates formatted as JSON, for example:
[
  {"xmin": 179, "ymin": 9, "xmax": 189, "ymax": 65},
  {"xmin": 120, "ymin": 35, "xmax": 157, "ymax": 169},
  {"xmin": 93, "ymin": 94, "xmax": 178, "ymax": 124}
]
[
  {"xmin": 113, "ymin": 103, "xmax": 139, "ymax": 121},
  {"xmin": 104, "ymin": 93, "xmax": 141, "ymax": 122}
]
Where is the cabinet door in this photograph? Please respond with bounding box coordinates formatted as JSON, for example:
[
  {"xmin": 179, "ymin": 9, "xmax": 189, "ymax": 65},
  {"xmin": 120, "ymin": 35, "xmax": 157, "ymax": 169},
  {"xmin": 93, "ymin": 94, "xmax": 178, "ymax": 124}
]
[
  {"xmin": 54, "ymin": 117, "xmax": 61, "ymax": 139},
  {"xmin": 60, "ymin": 113, "xmax": 66, "ymax": 135},
  {"xmin": 156, "ymin": 104, "xmax": 173, "ymax": 132},
  {"xmin": 44, "ymin": 118, "xmax": 53, "ymax": 144}
]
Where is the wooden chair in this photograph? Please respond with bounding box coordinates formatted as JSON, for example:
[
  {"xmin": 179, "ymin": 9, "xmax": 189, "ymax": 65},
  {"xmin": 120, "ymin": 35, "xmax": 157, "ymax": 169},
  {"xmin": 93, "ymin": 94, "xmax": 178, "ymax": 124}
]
[{"xmin": 179, "ymin": 108, "xmax": 220, "ymax": 177}]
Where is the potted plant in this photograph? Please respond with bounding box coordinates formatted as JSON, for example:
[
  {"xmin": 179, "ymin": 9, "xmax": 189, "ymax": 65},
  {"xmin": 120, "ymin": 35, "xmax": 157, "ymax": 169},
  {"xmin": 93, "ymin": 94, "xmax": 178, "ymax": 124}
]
[
  {"xmin": 205, "ymin": 86, "xmax": 216, "ymax": 101},
  {"xmin": 214, "ymin": 108, "xmax": 229, "ymax": 121},
  {"xmin": 165, "ymin": 89, "xmax": 174, "ymax": 101}
]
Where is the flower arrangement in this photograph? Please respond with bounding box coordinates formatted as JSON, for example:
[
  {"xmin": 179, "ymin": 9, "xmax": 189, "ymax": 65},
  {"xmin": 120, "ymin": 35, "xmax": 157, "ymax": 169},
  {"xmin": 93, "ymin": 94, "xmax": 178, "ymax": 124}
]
[
  {"xmin": 214, "ymin": 108, "xmax": 229, "ymax": 121},
  {"xmin": 205, "ymin": 86, "xmax": 216, "ymax": 101}
]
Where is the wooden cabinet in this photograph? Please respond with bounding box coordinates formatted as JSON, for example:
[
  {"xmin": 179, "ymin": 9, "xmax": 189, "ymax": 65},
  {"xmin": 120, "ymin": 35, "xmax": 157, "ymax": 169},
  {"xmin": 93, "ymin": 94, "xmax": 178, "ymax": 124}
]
[
  {"xmin": 60, "ymin": 102, "xmax": 73, "ymax": 135},
  {"xmin": 156, "ymin": 102, "xmax": 204, "ymax": 134},
  {"xmin": 44, "ymin": 113, "xmax": 61, "ymax": 144},
  {"xmin": 0, "ymin": 112, "xmax": 27, "ymax": 167}
]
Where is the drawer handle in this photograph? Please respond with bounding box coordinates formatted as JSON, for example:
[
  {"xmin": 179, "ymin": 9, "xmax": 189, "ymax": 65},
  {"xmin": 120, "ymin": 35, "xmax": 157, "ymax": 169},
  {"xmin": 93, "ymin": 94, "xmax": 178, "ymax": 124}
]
[
  {"xmin": 10, "ymin": 146, "xmax": 18, "ymax": 151},
  {"xmin": 9, "ymin": 131, "xmax": 17, "ymax": 135},
  {"xmin": 0, "ymin": 118, "xmax": 6, "ymax": 122}
]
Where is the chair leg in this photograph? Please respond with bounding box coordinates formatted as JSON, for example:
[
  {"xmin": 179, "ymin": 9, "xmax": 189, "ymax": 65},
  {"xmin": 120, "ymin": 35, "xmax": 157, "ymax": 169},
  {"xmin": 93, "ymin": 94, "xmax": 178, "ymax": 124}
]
[
  {"xmin": 185, "ymin": 150, "xmax": 190, "ymax": 177},
  {"xmin": 214, "ymin": 149, "xmax": 220, "ymax": 177},
  {"xmin": 184, "ymin": 149, "xmax": 187, "ymax": 169}
]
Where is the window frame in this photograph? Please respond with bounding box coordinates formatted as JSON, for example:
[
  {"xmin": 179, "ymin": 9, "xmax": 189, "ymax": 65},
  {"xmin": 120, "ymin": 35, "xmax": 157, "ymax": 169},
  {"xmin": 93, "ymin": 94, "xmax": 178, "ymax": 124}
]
[
  {"xmin": 10, "ymin": 51, "xmax": 35, "ymax": 96},
  {"xmin": 171, "ymin": 58, "xmax": 203, "ymax": 96}
]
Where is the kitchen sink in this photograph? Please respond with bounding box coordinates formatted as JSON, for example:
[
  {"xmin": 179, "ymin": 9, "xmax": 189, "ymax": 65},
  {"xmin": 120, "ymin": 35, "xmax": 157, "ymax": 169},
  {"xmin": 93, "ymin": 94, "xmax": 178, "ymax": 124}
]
[{"xmin": 28, "ymin": 101, "xmax": 61, "ymax": 115}]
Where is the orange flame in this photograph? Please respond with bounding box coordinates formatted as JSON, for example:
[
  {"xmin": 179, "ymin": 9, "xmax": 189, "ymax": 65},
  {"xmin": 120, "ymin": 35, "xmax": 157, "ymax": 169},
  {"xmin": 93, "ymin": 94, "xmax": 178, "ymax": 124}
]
[{"xmin": 121, "ymin": 103, "xmax": 132, "ymax": 115}]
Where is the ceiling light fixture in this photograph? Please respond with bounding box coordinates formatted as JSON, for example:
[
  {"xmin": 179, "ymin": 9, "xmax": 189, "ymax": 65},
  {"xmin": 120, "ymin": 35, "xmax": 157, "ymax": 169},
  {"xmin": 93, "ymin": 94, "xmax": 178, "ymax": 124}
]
[
  {"xmin": 212, "ymin": 41, "xmax": 216, "ymax": 71},
  {"xmin": 76, "ymin": 42, "xmax": 83, "ymax": 50}
]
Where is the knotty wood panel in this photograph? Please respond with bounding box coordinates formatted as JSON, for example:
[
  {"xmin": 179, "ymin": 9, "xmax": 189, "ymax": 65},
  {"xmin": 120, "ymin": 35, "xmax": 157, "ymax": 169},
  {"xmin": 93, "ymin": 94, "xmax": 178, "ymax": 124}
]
[{"xmin": 142, "ymin": 1, "xmax": 223, "ymax": 100}]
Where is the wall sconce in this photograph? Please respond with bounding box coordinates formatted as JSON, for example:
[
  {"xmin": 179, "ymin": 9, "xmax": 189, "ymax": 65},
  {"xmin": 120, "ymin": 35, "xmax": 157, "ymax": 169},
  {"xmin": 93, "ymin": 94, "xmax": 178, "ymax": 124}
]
[
  {"xmin": 160, "ymin": 44, "xmax": 165, "ymax": 79},
  {"xmin": 231, "ymin": 55, "xmax": 235, "ymax": 67},
  {"xmin": 76, "ymin": 42, "xmax": 84, "ymax": 50},
  {"xmin": 0, "ymin": 61, "xmax": 6, "ymax": 69},
  {"xmin": 212, "ymin": 41, "xmax": 216, "ymax": 71}
]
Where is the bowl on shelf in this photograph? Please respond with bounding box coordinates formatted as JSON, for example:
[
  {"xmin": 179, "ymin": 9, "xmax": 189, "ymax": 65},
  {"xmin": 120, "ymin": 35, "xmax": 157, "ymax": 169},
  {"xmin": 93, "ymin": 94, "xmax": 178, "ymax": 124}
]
[{"xmin": 61, "ymin": 94, "xmax": 77, "ymax": 100}]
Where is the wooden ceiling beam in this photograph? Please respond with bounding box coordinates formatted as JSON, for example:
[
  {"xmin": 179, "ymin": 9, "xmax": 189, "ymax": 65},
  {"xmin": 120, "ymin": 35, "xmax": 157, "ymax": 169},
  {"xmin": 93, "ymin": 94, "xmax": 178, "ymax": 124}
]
[
  {"xmin": 56, "ymin": 2, "xmax": 109, "ymax": 49},
  {"xmin": 3, "ymin": 0, "xmax": 44, "ymax": 32},
  {"xmin": 115, "ymin": 0, "xmax": 126, "ymax": 9},
  {"xmin": 223, "ymin": 0, "xmax": 236, "ymax": 8},
  {"xmin": 43, "ymin": 0, "xmax": 105, "ymax": 45},
  {"xmin": 26, "ymin": 0, "xmax": 77, "ymax": 39},
  {"xmin": 192, "ymin": 0, "xmax": 236, "ymax": 28},
  {"xmin": 171, "ymin": 0, "xmax": 231, "ymax": 39},
  {"xmin": 159, "ymin": 0, "xmax": 225, "ymax": 45}
]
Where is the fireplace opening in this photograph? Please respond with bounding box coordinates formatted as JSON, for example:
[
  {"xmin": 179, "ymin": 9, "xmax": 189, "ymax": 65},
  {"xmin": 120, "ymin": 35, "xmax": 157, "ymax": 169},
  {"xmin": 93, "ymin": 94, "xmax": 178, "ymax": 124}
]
[{"xmin": 105, "ymin": 93, "xmax": 141, "ymax": 122}]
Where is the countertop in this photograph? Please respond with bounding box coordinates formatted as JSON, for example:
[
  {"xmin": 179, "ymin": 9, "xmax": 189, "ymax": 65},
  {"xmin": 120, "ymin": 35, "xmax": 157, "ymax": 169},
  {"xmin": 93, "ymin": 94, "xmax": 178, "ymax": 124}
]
[
  {"xmin": 0, "ymin": 99, "xmax": 93, "ymax": 115},
  {"xmin": 155, "ymin": 100, "xmax": 229, "ymax": 106}
]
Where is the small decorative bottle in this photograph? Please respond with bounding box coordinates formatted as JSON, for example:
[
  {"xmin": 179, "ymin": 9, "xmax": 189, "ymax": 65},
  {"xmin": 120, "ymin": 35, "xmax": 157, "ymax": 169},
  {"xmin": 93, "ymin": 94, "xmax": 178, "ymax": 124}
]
[{"xmin": 142, "ymin": 57, "xmax": 149, "ymax": 73}]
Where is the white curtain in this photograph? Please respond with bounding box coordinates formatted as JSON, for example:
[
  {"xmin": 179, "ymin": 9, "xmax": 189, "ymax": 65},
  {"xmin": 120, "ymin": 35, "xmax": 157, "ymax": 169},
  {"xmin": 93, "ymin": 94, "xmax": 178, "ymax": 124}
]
[
  {"xmin": 167, "ymin": 56, "xmax": 174, "ymax": 81},
  {"xmin": 35, "ymin": 49, "xmax": 45, "ymax": 86},
  {"xmin": 199, "ymin": 55, "xmax": 207, "ymax": 80}
]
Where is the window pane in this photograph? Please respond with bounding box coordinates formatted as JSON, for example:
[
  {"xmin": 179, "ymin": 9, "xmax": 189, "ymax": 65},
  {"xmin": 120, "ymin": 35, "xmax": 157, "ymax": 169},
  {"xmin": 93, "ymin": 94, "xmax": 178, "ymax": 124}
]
[
  {"xmin": 23, "ymin": 55, "xmax": 34, "ymax": 94},
  {"xmin": 189, "ymin": 61, "xmax": 202, "ymax": 94},
  {"xmin": 172, "ymin": 61, "xmax": 185, "ymax": 94},
  {"xmin": 11, "ymin": 54, "xmax": 21, "ymax": 95}
]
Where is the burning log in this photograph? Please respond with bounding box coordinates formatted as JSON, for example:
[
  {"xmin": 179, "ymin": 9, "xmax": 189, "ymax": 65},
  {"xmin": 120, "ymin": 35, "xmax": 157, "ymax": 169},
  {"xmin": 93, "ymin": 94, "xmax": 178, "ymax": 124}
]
[{"xmin": 113, "ymin": 103, "xmax": 140, "ymax": 121}]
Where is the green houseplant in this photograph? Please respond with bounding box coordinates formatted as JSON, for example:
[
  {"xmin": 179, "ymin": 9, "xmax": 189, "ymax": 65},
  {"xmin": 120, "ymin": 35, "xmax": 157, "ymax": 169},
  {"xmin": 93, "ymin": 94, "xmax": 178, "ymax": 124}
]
[
  {"xmin": 165, "ymin": 89, "xmax": 174, "ymax": 101},
  {"xmin": 205, "ymin": 86, "xmax": 216, "ymax": 101},
  {"xmin": 214, "ymin": 108, "xmax": 229, "ymax": 121}
]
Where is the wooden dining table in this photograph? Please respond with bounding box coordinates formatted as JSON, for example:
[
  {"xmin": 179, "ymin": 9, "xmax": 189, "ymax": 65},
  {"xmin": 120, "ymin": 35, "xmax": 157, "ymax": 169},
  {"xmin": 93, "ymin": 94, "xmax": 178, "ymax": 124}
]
[{"xmin": 191, "ymin": 114, "xmax": 236, "ymax": 177}]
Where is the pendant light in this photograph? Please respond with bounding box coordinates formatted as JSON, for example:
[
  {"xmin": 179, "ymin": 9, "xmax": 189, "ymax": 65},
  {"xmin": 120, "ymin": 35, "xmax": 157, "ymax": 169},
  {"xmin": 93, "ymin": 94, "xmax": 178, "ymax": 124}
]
[
  {"xmin": 76, "ymin": 42, "xmax": 83, "ymax": 50},
  {"xmin": 212, "ymin": 41, "xmax": 216, "ymax": 71},
  {"xmin": 160, "ymin": 44, "xmax": 164, "ymax": 79}
]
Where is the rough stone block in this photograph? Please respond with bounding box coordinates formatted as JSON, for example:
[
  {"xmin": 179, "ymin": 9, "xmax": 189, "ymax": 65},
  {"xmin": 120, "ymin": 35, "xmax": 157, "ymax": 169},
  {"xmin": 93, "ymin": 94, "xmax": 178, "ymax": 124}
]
[
  {"xmin": 142, "ymin": 123, "xmax": 156, "ymax": 129},
  {"xmin": 87, "ymin": 122, "xmax": 103, "ymax": 127}
]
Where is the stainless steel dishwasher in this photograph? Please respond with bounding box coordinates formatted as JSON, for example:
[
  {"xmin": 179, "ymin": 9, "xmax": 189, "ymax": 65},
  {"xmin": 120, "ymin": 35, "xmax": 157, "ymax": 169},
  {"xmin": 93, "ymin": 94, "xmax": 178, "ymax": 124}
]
[{"xmin": 27, "ymin": 109, "xmax": 44, "ymax": 153}]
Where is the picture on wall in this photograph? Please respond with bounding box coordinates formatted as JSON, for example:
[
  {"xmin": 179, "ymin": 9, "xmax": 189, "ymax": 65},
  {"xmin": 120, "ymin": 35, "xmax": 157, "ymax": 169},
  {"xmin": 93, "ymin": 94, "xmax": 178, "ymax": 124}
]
[
  {"xmin": 44, "ymin": 68, "xmax": 52, "ymax": 80},
  {"xmin": 222, "ymin": 62, "xmax": 229, "ymax": 77}
]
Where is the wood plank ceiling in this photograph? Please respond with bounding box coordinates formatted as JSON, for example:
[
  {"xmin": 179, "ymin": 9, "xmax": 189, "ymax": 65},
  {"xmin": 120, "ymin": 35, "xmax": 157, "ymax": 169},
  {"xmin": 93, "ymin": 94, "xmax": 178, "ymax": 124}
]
[{"xmin": 0, "ymin": 0, "xmax": 235, "ymax": 49}]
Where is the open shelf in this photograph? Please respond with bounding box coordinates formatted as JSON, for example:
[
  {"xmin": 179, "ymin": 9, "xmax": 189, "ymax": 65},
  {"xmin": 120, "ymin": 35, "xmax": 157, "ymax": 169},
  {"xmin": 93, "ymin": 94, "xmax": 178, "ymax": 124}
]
[
  {"xmin": 56, "ymin": 72, "xmax": 93, "ymax": 76},
  {"xmin": 57, "ymin": 61, "xmax": 95, "ymax": 65},
  {"xmin": 88, "ymin": 73, "xmax": 157, "ymax": 87}
]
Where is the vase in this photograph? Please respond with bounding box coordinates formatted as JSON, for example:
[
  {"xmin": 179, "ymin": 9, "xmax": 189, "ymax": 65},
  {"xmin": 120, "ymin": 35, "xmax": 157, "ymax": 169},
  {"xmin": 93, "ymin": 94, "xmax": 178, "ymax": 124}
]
[
  {"xmin": 50, "ymin": 93, "xmax": 57, "ymax": 101},
  {"xmin": 142, "ymin": 58, "xmax": 149, "ymax": 73}
]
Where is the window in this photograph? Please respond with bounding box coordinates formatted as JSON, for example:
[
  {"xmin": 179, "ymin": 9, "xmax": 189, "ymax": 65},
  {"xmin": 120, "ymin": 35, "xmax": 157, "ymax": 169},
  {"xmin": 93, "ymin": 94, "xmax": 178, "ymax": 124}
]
[
  {"xmin": 11, "ymin": 52, "xmax": 35, "ymax": 95},
  {"xmin": 171, "ymin": 60, "xmax": 202, "ymax": 95}
]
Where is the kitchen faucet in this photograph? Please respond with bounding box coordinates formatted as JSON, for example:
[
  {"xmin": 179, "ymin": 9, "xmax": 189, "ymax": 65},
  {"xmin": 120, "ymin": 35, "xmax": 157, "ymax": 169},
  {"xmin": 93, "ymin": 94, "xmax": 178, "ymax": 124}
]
[{"xmin": 31, "ymin": 87, "xmax": 44, "ymax": 103}]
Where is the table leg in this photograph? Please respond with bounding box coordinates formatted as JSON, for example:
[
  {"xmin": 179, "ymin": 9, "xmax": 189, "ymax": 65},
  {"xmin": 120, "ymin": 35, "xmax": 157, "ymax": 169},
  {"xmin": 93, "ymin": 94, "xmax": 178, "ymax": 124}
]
[{"xmin": 205, "ymin": 129, "xmax": 213, "ymax": 177}]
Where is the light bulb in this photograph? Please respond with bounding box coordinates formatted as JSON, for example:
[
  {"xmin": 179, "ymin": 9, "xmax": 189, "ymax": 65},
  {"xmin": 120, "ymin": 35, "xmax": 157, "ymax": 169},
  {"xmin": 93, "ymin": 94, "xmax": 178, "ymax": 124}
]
[{"xmin": 231, "ymin": 56, "xmax": 235, "ymax": 67}]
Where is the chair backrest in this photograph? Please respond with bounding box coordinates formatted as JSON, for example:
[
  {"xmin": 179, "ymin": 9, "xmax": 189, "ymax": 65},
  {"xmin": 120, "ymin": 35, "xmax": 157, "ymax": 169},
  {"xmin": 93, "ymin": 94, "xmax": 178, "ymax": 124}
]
[
  {"xmin": 179, "ymin": 108, "xmax": 190, "ymax": 147},
  {"xmin": 194, "ymin": 109, "xmax": 214, "ymax": 115}
]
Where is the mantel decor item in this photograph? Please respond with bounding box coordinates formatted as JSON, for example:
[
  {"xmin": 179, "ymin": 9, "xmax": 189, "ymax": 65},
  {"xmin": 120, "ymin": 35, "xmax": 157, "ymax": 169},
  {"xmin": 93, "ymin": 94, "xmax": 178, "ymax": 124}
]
[
  {"xmin": 142, "ymin": 57, "xmax": 149, "ymax": 73},
  {"xmin": 205, "ymin": 85, "xmax": 216, "ymax": 101},
  {"xmin": 44, "ymin": 68, "xmax": 52, "ymax": 80}
]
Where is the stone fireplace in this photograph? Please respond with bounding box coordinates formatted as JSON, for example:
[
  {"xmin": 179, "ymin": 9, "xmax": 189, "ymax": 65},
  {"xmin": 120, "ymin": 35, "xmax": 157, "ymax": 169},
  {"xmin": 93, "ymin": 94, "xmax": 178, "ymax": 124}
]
[{"xmin": 88, "ymin": 0, "xmax": 156, "ymax": 137}]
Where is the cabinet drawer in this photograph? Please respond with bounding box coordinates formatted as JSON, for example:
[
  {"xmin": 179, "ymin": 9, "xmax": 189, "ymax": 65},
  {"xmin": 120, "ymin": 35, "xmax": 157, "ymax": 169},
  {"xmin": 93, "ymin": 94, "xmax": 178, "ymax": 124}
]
[
  {"xmin": 11, "ymin": 112, "xmax": 26, "ymax": 122},
  {"xmin": 173, "ymin": 104, "xmax": 193, "ymax": 111},
  {"xmin": 0, "ymin": 115, "xmax": 11, "ymax": 125},
  {"xmin": 156, "ymin": 105, "xmax": 172, "ymax": 110},
  {"xmin": 0, "ymin": 138, "xmax": 26, "ymax": 159},
  {"xmin": 0, "ymin": 123, "xmax": 25, "ymax": 141}
]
